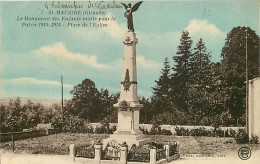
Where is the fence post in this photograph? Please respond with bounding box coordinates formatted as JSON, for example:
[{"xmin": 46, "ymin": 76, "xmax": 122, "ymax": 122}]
[
  {"xmin": 69, "ymin": 144, "xmax": 75, "ymax": 161},
  {"xmin": 150, "ymin": 148, "xmax": 156, "ymax": 164},
  {"xmin": 164, "ymin": 145, "xmax": 169, "ymax": 160},
  {"xmin": 94, "ymin": 144, "xmax": 102, "ymax": 162},
  {"xmin": 120, "ymin": 145, "xmax": 128, "ymax": 164},
  {"xmin": 12, "ymin": 134, "xmax": 15, "ymax": 153},
  {"xmin": 176, "ymin": 142, "xmax": 180, "ymax": 154}
]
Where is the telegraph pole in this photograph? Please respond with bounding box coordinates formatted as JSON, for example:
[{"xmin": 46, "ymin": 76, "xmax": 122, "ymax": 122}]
[
  {"xmin": 245, "ymin": 29, "xmax": 249, "ymax": 135},
  {"xmin": 61, "ymin": 75, "xmax": 64, "ymax": 130}
]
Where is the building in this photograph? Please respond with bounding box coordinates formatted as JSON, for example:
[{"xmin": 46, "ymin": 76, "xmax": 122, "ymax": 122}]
[{"xmin": 248, "ymin": 77, "xmax": 260, "ymax": 138}]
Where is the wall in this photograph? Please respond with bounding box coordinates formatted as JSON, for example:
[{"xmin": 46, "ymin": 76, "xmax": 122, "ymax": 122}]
[
  {"xmin": 0, "ymin": 129, "xmax": 60, "ymax": 142},
  {"xmin": 248, "ymin": 77, "xmax": 260, "ymax": 138}
]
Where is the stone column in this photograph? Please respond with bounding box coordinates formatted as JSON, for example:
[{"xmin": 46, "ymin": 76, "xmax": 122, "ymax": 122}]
[
  {"xmin": 150, "ymin": 148, "xmax": 156, "ymax": 164},
  {"xmin": 175, "ymin": 141, "xmax": 180, "ymax": 153},
  {"xmin": 120, "ymin": 146, "xmax": 128, "ymax": 164},
  {"xmin": 94, "ymin": 144, "xmax": 102, "ymax": 160},
  {"xmin": 69, "ymin": 144, "xmax": 75, "ymax": 161},
  {"xmin": 119, "ymin": 32, "xmax": 138, "ymax": 102},
  {"xmin": 103, "ymin": 32, "xmax": 151, "ymax": 148},
  {"xmin": 164, "ymin": 145, "xmax": 169, "ymax": 160},
  {"xmin": 114, "ymin": 32, "xmax": 143, "ymax": 135}
]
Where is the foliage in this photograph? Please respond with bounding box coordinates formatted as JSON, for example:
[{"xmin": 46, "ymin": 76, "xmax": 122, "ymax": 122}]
[
  {"xmin": 249, "ymin": 135, "xmax": 259, "ymax": 144},
  {"xmin": 1, "ymin": 98, "xmax": 55, "ymax": 133},
  {"xmin": 139, "ymin": 97, "xmax": 154, "ymax": 124},
  {"xmin": 149, "ymin": 26, "xmax": 259, "ymax": 127},
  {"xmin": 171, "ymin": 30, "xmax": 193, "ymax": 113},
  {"xmin": 188, "ymin": 38, "xmax": 213, "ymax": 125},
  {"xmin": 139, "ymin": 126, "xmax": 172, "ymax": 136},
  {"xmin": 234, "ymin": 128, "xmax": 249, "ymax": 144},
  {"xmin": 152, "ymin": 58, "xmax": 173, "ymax": 114},
  {"xmin": 68, "ymin": 79, "xmax": 118, "ymax": 123},
  {"xmin": 220, "ymin": 26, "xmax": 259, "ymax": 125},
  {"xmin": 175, "ymin": 127, "xmax": 237, "ymax": 137}
]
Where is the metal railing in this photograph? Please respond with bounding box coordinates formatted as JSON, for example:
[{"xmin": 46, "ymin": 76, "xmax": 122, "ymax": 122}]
[
  {"xmin": 169, "ymin": 142, "xmax": 178, "ymax": 156},
  {"xmin": 127, "ymin": 144, "xmax": 150, "ymax": 162},
  {"xmin": 156, "ymin": 148, "xmax": 166, "ymax": 161},
  {"xmin": 75, "ymin": 145, "xmax": 95, "ymax": 158}
]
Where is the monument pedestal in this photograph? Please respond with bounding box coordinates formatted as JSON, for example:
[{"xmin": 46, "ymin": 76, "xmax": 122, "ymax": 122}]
[{"xmin": 103, "ymin": 32, "xmax": 151, "ymax": 149}]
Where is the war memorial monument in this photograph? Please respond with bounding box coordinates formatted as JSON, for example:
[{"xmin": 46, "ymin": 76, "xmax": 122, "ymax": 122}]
[{"xmin": 69, "ymin": 2, "xmax": 179, "ymax": 164}]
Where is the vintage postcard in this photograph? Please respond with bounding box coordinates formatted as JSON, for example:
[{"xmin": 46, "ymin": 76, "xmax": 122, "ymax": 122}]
[{"xmin": 0, "ymin": 0, "xmax": 259, "ymax": 164}]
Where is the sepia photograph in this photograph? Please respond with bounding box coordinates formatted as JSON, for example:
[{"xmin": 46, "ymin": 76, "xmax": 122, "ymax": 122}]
[{"xmin": 0, "ymin": 0, "xmax": 259, "ymax": 164}]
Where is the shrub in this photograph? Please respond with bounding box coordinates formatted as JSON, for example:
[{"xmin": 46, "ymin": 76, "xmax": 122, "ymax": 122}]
[
  {"xmin": 139, "ymin": 127, "xmax": 149, "ymax": 135},
  {"xmin": 140, "ymin": 126, "xmax": 172, "ymax": 135},
  {"xmin": 83, "ymin": 125, "xmax": 94, "ymax": 133},
  {"xmin": 249, "ymin": 135, "xmax": 259, "ymax": 144},
  {"xmin": 175, "ymin": 127, "xmax": 190, "ymax": 136},
  {"xmin": 160, "ymin": 129, "xmax": 172, "ymax": 135},
  {"xmin": 229, "ymin": 129, "xmax": 236, "ymax": 137},
  {"xmin": 234, "ymin": 128, "xmax": 249, "ymax": 144},
  {"xmin": 174, "ymin": 127, "xmax": 239, "ymax": 137}
]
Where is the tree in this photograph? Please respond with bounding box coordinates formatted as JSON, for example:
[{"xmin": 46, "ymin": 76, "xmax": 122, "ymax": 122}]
[
  {"xmin": 70, "ymin": 79, "xmax": 100, "ymax": 122},
  {"xmin": 220, "ymin": 26, "xmax": 259, "ymax": 125},
  {"xmin": 98, "ymin": 89, "xmax": 118, "ymax": 122},
  {"xmin": 5, "ymin": 98, "xmax": 24, "ymax": 132},
  {"xmin": 139, "ymin": 96, "xmax": 153, "ymax": 124},
  {"xmin": 171, "ymin": 30, "xmax": 193, "ymax": 113},
  {"xmin": 188, "ymin": 38, "xmax": 212, "ymax": 125},
  {"xmin": 152, "ymin": 58, "xmax": 172, "ymax": 114}
]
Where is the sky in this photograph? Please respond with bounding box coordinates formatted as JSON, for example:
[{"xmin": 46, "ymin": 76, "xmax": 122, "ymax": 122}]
[{"xmin": 0, "ymin": 0, "xmax": 259, "ymax": 100}]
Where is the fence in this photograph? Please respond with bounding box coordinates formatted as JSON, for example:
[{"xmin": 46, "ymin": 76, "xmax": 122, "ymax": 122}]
[
  {"xmin": 0, "ymin": 129, "xmax": 61, "ymax": 142},
  {"xmin": 70, "ymin": 142, "xmax": 180, "ymax": 164},
  {"xmin": 75, "ymin": 145, "xmax": 95, "ymax": 158},
  {"xmin": 156, "ymin": 148, "xmax": 166, "ymax": 161},
  {"xmin": 169, "ymin": 142, "xmax": 179, "ymax": 156},
  {"xmin": 128, "ymin": 152, "xmax": 150, "ymax": 162},
  {"xmin": 127, "ymin": 144, "xmax": 150, "ymax": 162}
]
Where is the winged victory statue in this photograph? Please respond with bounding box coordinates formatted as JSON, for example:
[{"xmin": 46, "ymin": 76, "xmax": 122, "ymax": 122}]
[{"xmin": 121, "ymin": 1, "xmax": 143, "ymax": 32}]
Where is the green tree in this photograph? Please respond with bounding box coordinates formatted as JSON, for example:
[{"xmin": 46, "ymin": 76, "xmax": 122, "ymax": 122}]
[
  {"xmin": 171, "ymin": 30, "xmax": 193, "ymax": 113},
  {"xmin": 188, "ymin": 38, "xmax": 212, "ymax": 125},
  {"xmin": 98, "ymin": 89, "xmax": 118, "ymax": 122},
  {"xmin": 70, "ymin": 79, "xmax": 100, "ymax": 122},
  {"xmin": 5, "ymin": 98, "xmax": 24, "ymax": 132},
  {"xmin": 23, "ymin": 101, "xmax": 43, "ymax": 129},
  {"xmin": 220, "ymin": 26, "xmax": 259, "ymax": 125},
  {"xmin": 139, "ymin": 96, "xmax": 153, "ymax": 124},
  {"xmin": 152, "ymin": 58, "xmax": 172, "ymax": 114}
]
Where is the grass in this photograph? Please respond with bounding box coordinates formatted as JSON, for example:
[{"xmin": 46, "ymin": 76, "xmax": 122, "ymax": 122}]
[{"xmin": 1, "ymin": 133, "xmax": 260, "ymax": 155}]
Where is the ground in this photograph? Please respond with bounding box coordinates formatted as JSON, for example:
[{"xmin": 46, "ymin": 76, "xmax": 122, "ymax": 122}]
[
  {"xmin": 1, "ymin": 133, "xmax": 260, "ymax": 155},
  {"xmin": 0, "ymin": 133, "xmax": 260, "ymax": 163}
]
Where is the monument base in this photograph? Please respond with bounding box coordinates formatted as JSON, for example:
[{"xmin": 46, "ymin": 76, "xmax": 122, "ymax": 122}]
[{"xmin": 103, "ymin": 133, "xmax": 151, "ymax": 150}]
